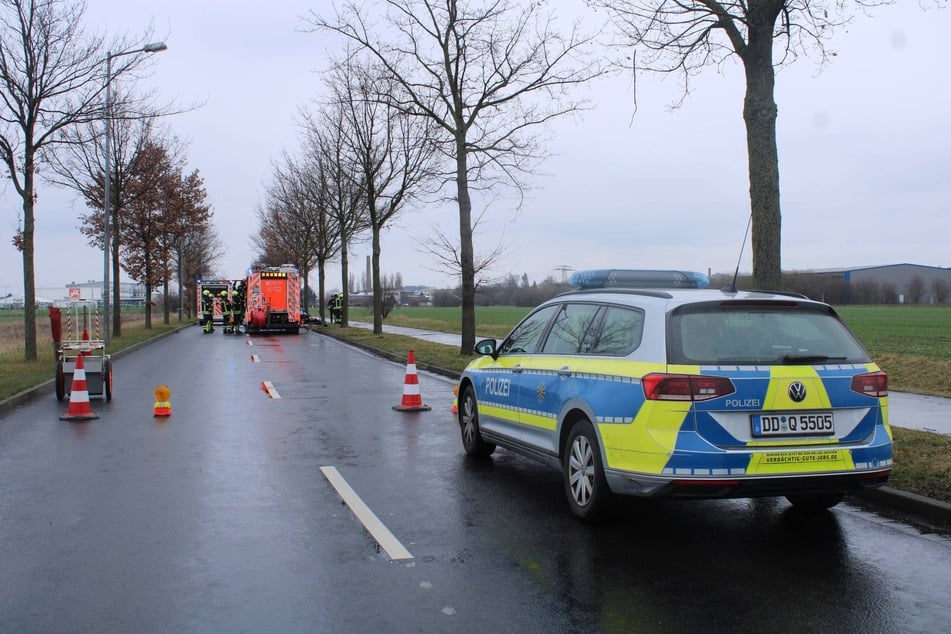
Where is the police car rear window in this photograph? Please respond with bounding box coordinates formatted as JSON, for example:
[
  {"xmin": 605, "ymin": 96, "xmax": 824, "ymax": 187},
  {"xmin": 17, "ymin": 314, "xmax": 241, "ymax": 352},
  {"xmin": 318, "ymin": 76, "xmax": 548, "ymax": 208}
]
[{"xmin": 667, "ymin": 302, "xmax": 870, "ymax": 366}]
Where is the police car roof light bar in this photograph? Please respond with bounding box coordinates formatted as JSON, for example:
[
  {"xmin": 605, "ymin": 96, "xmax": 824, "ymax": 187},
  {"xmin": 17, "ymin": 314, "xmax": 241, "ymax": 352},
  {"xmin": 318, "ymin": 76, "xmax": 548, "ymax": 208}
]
[{"xmin": 569, "ymin": 269, "xmax": 710, "ymax": 290}]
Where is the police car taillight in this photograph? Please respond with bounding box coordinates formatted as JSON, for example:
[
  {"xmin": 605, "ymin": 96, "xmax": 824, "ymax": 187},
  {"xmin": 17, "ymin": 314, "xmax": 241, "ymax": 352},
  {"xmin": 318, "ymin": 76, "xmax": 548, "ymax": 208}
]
[
  {"xmin": 851, "ymin": 371, "xmax": 888, "ymax": 398},
  {"xmin": 642, "ymin": 373, "xmax": 735, "ymax": 402}
]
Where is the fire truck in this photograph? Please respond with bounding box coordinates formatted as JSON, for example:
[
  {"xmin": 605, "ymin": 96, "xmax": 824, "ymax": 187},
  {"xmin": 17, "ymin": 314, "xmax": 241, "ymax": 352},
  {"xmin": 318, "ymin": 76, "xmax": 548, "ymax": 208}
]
[
  {"xmin": 244, "ymin": 264, "xmax": 303, "ymax": 334},
  {"xmin": 196, "ymin": 279, "xmax": 233, "ymax": 325}
]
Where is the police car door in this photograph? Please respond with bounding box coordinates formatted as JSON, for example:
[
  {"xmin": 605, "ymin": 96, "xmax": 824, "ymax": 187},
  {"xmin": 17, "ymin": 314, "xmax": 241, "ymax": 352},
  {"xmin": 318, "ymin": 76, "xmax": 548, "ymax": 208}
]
[
  {"xmin": 517, "ymin": 303, "xmax": 603, "ymax": 455},
  {"xmin": 477, "ymin": 305, "xmax": 561, "ymax": 443}
]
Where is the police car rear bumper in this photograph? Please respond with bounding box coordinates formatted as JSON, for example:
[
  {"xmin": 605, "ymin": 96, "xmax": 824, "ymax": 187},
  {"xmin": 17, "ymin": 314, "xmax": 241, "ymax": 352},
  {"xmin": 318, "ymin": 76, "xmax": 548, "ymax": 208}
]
[{"xmin": 605, "ymin": 468, "xmax": 891, "ymax": 499}]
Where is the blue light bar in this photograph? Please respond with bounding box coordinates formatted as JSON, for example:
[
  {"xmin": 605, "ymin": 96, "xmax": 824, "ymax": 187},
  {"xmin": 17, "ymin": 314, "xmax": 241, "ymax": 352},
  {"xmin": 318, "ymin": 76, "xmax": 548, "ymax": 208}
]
[{"xmin": 569, "ymin": 269, "xmax": 709, "ymax": 289}]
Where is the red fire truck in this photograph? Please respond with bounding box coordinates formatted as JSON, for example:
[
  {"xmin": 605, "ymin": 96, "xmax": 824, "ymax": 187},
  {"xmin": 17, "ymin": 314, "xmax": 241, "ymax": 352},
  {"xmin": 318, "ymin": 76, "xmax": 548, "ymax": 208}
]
[{"xmin": 244, "ymin": 264, "xmax": 303, "ymax": 334}]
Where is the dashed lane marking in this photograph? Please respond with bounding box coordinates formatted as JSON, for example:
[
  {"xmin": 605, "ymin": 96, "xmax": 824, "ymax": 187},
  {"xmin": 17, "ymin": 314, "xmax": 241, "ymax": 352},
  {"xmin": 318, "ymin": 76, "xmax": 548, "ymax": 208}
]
[
  {"xmin": 320, "ymin": 466, "xmax": 413, "ymax": 562},
  {"xmin": 262, "ymin": 381, "xmax": 281, "ymax": 399},
  {"xmin": 251, "ymin": 354, "xmax": 260, "ymax": 363}
]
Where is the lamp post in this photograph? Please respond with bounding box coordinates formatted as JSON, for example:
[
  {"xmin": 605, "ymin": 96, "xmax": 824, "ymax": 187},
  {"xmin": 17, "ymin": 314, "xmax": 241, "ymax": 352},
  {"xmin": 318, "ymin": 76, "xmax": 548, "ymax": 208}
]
[{"xmin": 103, "ymin": 41, "xmax": 167, "ymax": 346}]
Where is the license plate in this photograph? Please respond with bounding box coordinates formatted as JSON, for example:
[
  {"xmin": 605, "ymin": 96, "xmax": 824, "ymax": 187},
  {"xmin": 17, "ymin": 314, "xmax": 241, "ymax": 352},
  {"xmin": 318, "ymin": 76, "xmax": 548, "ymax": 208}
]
[{"xmin": 751, "ymin": 412, "xmax": 835, "ymax": 437}]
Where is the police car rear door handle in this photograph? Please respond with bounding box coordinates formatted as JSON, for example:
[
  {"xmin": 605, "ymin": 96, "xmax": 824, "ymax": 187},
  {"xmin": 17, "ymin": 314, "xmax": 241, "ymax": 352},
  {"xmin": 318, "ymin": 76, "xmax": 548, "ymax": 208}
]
[
  {"xmin": 513, "ymin": 365, "xmax": 523, "ymax": 374},
  {"xmin": 557, "ymin": 367, "xmax": 572, "ymax": 377}
]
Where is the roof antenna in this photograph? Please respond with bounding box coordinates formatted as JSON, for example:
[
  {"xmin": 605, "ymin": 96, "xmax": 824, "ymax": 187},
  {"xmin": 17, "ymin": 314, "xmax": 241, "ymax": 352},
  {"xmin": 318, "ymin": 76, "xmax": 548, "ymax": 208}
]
[{"xmin": 723, "ymin": 213, "xmax": 752, "ymax": 293}]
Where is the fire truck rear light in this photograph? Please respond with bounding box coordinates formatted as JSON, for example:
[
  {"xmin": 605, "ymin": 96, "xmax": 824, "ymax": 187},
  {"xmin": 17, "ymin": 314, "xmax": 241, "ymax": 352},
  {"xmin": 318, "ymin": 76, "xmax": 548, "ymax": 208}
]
[
  {"xmin": 851, "ymin": 371, "xmax": 888, "ymax": 397},
  {"xmin": 642, "ymin": 373, "xmax": 735, "ymax": 402}
]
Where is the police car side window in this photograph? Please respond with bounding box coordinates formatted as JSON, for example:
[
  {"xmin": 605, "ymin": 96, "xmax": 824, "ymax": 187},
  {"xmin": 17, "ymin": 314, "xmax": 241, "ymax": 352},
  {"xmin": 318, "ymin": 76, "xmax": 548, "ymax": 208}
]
[
  {"xmin": 589, "ymin": 306, "xmax": 644, "ymax": 356},
  {"xmin": 499, "ymin": 305, "xmax": 559, "ymax": 355},
  {"xmin": 541, "ymin": 303, "xmax": 602, "ymax": 354}
]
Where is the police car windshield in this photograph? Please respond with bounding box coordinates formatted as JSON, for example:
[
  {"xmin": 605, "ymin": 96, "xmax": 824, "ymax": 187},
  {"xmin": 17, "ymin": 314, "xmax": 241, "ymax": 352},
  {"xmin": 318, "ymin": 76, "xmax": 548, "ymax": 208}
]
[{"xmin": 668, "ymin": 302, "xmax": 871, "ymax": 366}]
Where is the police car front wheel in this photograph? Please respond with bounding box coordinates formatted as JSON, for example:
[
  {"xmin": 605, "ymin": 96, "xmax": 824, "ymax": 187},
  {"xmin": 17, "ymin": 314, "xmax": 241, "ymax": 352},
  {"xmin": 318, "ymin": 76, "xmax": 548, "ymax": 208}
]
[
  {"xmin": 459, "ymin": 385, "xmax": 496, "ymax": 458},
  {"xmin": 564, "ymin": 419, "xmax": 612, "ymax": 522}
]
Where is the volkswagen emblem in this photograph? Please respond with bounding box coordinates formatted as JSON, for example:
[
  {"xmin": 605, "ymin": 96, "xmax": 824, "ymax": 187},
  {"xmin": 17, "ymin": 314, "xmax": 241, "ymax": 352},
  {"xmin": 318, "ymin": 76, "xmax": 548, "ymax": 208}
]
[{"xmin": 788, "ymin": 381, "xmax": 807, "ymax": 403}]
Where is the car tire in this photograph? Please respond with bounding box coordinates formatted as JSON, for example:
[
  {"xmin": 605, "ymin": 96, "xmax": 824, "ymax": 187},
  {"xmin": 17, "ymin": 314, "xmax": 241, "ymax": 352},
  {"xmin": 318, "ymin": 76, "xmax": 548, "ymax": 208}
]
[
  {"xmin": 564, "ymin": 419, "xmax": 612, "ymax": 522},
  {"xmin": 785, "ymin": 492, "xmax": 843, "ymax": 513},
  {"xmin": 459, "ymin": 385, "xmax": 496, "ymax": 457},
  {"xmin": 55, "ymin": 359, "xmax": 65, "ymax": 401}
]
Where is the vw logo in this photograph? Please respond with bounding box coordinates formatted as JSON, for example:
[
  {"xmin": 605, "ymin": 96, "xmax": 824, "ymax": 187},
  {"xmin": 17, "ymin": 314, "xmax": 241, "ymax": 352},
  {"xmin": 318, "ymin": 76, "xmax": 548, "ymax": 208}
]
[{"xmin": 788, "ymin": 382, "xmax": 807, "ymax": 403}]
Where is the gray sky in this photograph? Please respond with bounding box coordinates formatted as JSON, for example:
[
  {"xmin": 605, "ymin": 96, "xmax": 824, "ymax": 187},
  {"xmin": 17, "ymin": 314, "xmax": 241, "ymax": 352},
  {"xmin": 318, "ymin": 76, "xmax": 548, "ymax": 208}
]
[{"xmin": 2, "ymin": 0, "xmax": 949, "ymax": 300}]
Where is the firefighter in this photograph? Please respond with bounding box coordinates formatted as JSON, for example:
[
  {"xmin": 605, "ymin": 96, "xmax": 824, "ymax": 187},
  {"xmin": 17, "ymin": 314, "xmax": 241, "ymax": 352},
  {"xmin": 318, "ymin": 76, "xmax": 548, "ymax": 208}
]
[
  {"xmin": 201, "ymin": 289, "xmax": 215, "ymax": 333},
  {"xmin": 231, "ymin": 285, "xmax": 245, "ymax": 333},
  {"xmin": 332, "ymin": 292, "xmax": 344, "ymax": 325},
  {"xmin": 326, "ymin": 293, "xmax": 336, "ymax": 324},
  {"xmin": 219, "ymin": 290, "xmax": 234, "ymax": 334}
]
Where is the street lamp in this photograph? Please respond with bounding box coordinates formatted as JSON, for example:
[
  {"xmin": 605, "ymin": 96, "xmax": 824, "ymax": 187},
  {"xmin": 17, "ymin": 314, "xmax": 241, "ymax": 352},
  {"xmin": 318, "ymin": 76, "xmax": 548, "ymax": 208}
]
[{"xmin": 103, "ymin": 40, "xmax": 167, "ymax": 346}]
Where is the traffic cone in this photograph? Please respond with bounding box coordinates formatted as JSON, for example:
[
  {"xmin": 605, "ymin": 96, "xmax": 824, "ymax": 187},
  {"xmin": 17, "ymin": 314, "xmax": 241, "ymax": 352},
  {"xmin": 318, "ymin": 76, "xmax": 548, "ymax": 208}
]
[
  {"xmin": 392, "ymin": 350, "xmax": 431, "ymax": 412},
  {"xmin": 81, "ymin": 328, "xmax": 91, "ymax": 356},
  {"xmin": 153, "ymin": 385, "xmax": 172, "ymax": 417},
  {"xmin": 451, "ymin": 384, "xmax": 458, "ymax": 414},
  {"xmin": 60, "ymin": 354, "xmax": 99, "ymax": 421}
]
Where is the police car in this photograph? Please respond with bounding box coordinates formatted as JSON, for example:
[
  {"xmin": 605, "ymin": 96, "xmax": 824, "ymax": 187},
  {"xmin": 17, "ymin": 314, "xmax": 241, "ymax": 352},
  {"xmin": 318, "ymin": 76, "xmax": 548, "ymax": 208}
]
[{"xmin": 456, "ymin": 270, "xmax": 892, "ymax": 521}]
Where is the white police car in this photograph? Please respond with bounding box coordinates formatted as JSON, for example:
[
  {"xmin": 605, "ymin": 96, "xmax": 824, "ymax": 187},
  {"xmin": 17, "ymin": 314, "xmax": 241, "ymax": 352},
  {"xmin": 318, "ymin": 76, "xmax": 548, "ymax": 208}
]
[{"xmin": 456, "ymin": 270, "xmax": 892, "ymax": 521}]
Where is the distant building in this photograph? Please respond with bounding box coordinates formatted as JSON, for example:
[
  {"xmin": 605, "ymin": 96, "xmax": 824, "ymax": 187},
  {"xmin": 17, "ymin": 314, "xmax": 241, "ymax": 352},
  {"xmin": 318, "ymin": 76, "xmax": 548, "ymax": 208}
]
[
  {"xmin": 782, "ymin": 264, "xmax": 951, "ymax": 304},
  {"xmin": 62, "ymin": 281, "xmax": 150, "ymax": 306}
]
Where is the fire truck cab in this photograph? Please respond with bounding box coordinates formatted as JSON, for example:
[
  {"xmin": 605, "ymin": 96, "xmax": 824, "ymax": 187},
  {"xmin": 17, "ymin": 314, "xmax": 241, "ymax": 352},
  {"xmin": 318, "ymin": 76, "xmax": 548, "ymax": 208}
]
[{"xmin": 244, "ymin": 264, "xmax": 303, "ymax": 334}]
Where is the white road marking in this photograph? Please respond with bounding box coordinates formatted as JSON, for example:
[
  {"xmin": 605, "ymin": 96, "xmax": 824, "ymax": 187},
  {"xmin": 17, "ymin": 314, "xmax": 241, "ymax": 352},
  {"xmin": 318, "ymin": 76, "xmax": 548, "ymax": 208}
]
[
  {"xmin": 262, "ymin": 381, "xmax": 281, "ymax": 399},
  {"xmin": 319, "ymin": 466, "xmax": 413, "ymax": 562},
  {"xmin": 251, "ymin": 354, "xmax": 260, "ymax": 363}
]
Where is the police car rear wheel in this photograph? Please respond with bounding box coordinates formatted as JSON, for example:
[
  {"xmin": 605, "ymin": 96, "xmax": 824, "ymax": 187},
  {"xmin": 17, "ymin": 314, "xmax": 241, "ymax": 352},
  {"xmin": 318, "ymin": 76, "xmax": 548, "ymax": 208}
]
[
  {"xmin": 564, "ymin": 420, "xmax": 611, "ymax": 522},
  {"xmin": 460, "ymin": 386, "xmax": 496, "ymax": 457},
  {"xmin": 785, "ymin": 492, "xmax": 843, "ymax": 513}
]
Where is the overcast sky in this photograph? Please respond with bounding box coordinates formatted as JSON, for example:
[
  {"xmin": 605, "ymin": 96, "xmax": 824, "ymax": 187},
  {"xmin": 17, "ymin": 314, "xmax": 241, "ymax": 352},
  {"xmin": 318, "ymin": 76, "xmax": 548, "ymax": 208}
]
[{"xmin": 2, "ymin": 0, "xmax": 949, "ymax": 300}]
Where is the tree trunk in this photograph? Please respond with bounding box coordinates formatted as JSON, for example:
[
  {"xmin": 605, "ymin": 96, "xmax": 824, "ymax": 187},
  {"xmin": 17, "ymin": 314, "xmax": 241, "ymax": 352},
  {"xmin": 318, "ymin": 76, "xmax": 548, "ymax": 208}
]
[
  {"xmin": 21, "ymin": 157, "xmax": 37, "ymax": 361},
  {"xmin": 455, "ymin": 134, "xmax": 476, "ymax": 355},
  {"xmin": 163, "ymin": 275, "xmax": 170, "ymax": 325},
  {"xmin": 371, "ymin": 224, "xmax": 383, "ymax": 335},
  {"xmin": 340, "ymin": 241, "xmax": 349, "ymax": 326},
  {"xmin": 144, "ymin": 260, "xmax": 152, "ymax": 329},
  {"xmin": 317, "ymin": 259, "xmax": 326, "ymax": 323},
  {"xmin": 742, "ymin": 3, "xmax": 783, "ymax": 291}
]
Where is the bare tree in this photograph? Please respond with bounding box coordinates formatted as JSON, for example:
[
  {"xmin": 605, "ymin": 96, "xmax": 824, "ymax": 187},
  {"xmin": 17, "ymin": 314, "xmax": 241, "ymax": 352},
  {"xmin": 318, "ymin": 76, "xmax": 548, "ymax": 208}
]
[
  {"xmin": 0, "ymin": 0, "xmax": 160, "ymax": 359},
  {"xmin": 254, "ymin": 151, "xmax": 339, "ymax": 314},
  {"xmin": 586, "ymin": 0, "xmax": 893, "ymax": 290},
  {"xmin": 418, "ymin": 210, "xmax": 508, "ymax": 289},
  {"xmin": 905, "ymin": 275, "xmax": 926, "ymax": 304},
  {"xmin": 303, "ymin": 104, "xmax": 370, "ymax": 327},
  {"xmin": 329, "ymin": 58, "xmax": 439, "ymax": 334},
  {"xmin": 310, "ymin": 0, "xmax": 607, "ymax": 354},
  {"xmin": 931, "ymin": 278, "xmax": 949, "ymax": 304}
]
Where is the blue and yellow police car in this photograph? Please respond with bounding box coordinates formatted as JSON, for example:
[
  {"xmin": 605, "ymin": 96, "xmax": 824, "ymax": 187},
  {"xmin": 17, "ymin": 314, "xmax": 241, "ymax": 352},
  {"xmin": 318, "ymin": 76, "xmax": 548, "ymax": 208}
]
[{"xmin": 456, "ymin": 270, "xmax": 892, "ymax": 521}]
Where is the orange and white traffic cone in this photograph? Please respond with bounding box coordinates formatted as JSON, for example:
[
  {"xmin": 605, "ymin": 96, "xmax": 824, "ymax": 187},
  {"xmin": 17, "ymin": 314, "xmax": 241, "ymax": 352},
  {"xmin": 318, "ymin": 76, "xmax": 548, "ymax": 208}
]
[
  {"xmin": 392, "ymin": 350, "xmax": 431, "ymax": 412},
  {"xmin": 81, "ymin": 328, "xmax": 91, "ymax": 356},
  {"xmin": 451, "ymin": 384, "xmax": 459, "ymax": 414},
  {"xmin": 60, "ymin": 354, "xmax": 99, "ymax": 421}
]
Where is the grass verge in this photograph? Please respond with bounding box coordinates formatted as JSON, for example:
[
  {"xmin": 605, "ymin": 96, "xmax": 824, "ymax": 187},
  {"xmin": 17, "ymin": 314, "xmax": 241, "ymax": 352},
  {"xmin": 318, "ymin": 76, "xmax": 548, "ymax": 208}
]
[{"xmin": 0, "ymin": 320, "xmax": 182, "ymax": 401}]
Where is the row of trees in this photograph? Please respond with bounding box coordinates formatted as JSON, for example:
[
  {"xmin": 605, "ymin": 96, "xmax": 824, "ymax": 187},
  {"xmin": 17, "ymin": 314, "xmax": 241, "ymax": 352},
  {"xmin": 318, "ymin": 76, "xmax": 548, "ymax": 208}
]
[
  {"xmin": 1, "ymin": 0, "xmax": 217, "ymax": 358},
  {"xmin": 279, "ymin": 0, "xmax": 896, "ymax": 354},
  {"xmin": 4, "ymin": 0, "xmax": 908, "ymax": 359}
]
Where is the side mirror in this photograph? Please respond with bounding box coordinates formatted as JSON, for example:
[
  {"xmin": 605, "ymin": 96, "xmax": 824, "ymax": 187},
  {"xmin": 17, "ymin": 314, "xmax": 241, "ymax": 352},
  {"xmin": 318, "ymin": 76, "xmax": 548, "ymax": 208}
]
[{"xmin": 474, "ymin": 338, "xmax": 498, "ymax": 359}]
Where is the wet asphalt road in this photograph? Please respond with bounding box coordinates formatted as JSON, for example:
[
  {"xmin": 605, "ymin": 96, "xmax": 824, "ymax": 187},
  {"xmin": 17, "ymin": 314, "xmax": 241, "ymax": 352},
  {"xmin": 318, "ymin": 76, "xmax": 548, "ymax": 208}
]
[{"xmin": 1, "ymin": 326, "xmax": 950, "ymax": 632}]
